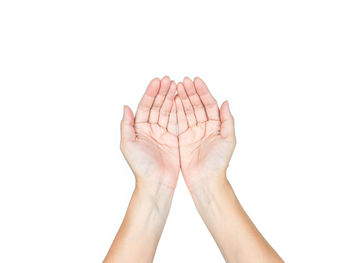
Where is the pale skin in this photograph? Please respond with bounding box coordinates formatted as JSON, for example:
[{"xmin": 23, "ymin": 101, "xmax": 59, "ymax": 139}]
[{"xmin": 103, "ymin": 77, "xmax": 284, "ymax": 263}]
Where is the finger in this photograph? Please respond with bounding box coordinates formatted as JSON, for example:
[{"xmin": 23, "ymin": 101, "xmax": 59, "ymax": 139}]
[
  {"xmin": 158, "ymin": 80, "xmax": 176, "ymax": 128},
  {"xmin": 167, "ymin": 101, "xmax": 177, "ymax": 135},
  {"xmin": 135, "ymin": 78, "xmax": 161, "ymax": 123},
  {"xmin": 193, "ymin": 77, "xmax": 220, "ymax": 121},
  {"xmin": 183, "ymin": 77, "xmax": 207, "ymax": 122},
  {"xmin": 220, "ymin": 101, "xmax": 235, "ymax": 139},
  {"xmin": 149, "ymin": 76, "xmax": 171, "ymax": 123},
  {"xmin": 175, "ymin": 96, "xmax": 188, "ymax": 134},
  {"xmin": 177, "ymin": 82, "xmax": 197, "ymax": 127},
  {"xmin": 120, "ymin": 105, "xmax": 136, "ymax": 145}
]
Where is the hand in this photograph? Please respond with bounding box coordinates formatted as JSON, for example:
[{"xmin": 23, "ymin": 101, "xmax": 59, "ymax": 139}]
[
  {"xmin": 108, "ymin": 77, "xmax": 180, "ymax": 263},
  {"xmin": 175, "ymin": 77, "xmax": 236, "ymax": 190},
  {"xmin": 120, "ymin": 77, "xmax": 180, "ymax": 190}
]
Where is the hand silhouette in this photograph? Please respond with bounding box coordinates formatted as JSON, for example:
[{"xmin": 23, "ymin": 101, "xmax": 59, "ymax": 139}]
[
  {"xmin": 175, "ymin": 77, "xmax": 236, "ymax": 190},
  {"xmin": 120, "ymin": 77, "xmax": 180, "ymax": 190}
]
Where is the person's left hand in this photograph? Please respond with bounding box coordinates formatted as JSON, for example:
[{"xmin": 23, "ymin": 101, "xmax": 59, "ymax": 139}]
[
  {"xmin": 120, "ymin": 77, "xmax": 180, "ymax": 190},
  {"xmin": 175, "ymin": 77, "xmax": 236, "ymax": 191}
]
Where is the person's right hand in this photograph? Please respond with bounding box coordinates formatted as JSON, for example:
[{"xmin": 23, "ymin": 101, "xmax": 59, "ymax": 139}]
[
  {"xmin": 120, "ymin": 77, "xmax": 180, "ymax": 190},
  {"xmin": 175, "ymin": 77, "xmax": 236, "ymax": 191}
]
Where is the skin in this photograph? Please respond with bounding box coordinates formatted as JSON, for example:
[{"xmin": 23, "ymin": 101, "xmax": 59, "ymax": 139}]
[
  {"xmin": 104, "ymin": 77, "xmax": 284, "ymax": 263},
  {"xmin": 104, "ymin": 77, "xmax": 179, "ymax": 263},
  {"xmin": 176, "ymin": 77, "xmax": 284, "ymax": 263},
  {"xmin": 121, "ymin": 76, "xmax": 179, "ymax": 189},
  {"xmin": 175, "ymin": 77, "xmax": 235, "ymax": 190}
]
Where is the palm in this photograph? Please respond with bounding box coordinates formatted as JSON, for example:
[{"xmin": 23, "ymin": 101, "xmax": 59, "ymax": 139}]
[
  {"xmin": 175, "ymin": 78, "xmax": 235, "ymax": 188},
  {"xmin": 120, "ymin": 77, "xmax": 180, "ymax": 189},
  {"xmin": 180, "ymin": 122, "xmax": 229, "ymax": 174},
  {"xmin": 130, "ymin": 123, "xmax": 179, "ymax": 185}
]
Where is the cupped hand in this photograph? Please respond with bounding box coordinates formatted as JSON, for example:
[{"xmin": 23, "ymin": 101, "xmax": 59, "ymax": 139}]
[
  {"xmin": 120, "ymin": 77, "xmax": 180, "ymax": 190},
  {"xmin": 175, "ymin": 77, "xmax": 236, "ymax": 190}
]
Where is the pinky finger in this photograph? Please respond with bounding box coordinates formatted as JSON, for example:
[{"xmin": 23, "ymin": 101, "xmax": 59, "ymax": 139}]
[
  {"xmin": 175, "ymin": 96, "xmax": 188, "ymax": 134},
  {"xmin": 167, "ymin": 102, "xmax": 177, "ymax": 135}
]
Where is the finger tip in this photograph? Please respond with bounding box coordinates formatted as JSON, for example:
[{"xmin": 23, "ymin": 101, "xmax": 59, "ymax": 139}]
[
  {"xmin": 147, "ymin": 77, "xmax": 161, "ymax": 96},
  {"xmin": 176, "ymin": 82, "xmax": 185, "ymax": 93},
  {"xmin": 149, "ymin": 77, "xmax": 161, "ymax": 89},
  {"xmin": 151, "ymin": 77, "xmax": 161, "ymax": 84},
  {"xmin": 193, "ymin": 77, "xmax": 210, "ymax": 96},
  {"xmin": 193, "ymin": 76, "xmax": 201, "ymax": 83},
  {"xmin": 220, "ymin": 100, "xmax": 228, "ymax": 109},
  {"xmin": 161, "ymin": 76, "xmax": 171, "ymax": 85},
  {"xmin": 183, "ymin": 77, "xmax": 196, "ymax": 95},
  {"xmin": 122, "ymin": 105, "xmax": 134, "ymax": 120},
  {"xmin": 183, "ymin": 76, "xmax": 192, "ymax": 83},
  {"xmin": 220, "ymin": 101, "xmax": 233, "ymax": 118},
  {"xmin": 183, "ymin": 77, "xmax": 193, "ymax": 87}
]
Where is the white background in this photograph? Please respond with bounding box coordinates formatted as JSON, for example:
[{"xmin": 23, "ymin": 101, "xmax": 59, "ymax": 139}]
[{"xmin": 0, "ymin": 0, "xmax": 349, "ymax": 262}]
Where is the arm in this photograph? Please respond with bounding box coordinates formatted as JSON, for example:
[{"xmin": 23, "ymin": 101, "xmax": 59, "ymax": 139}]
[
  {"xmin": 191, "ymin": 177, "xmax": 283, "ymax": 263},
  {"xmin": 104, "ymin": 77, "xmax": 179, "ymax": 263},
  {"xmin": 103, "ymin": 184, "xmax": 174, "ymax": 263},
  {"xmin": 175, "ymin": 77, "xmax": 284, "ymax": 263}
]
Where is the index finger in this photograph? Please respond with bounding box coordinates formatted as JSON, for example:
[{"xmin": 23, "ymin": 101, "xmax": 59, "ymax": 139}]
[
  {"xmin": 135, "ymin": 78, "xmax": 161, "ymax": 123},
  {"xmin": 193, "ymin": 77, "xmax": 220, "ymax": 121}
]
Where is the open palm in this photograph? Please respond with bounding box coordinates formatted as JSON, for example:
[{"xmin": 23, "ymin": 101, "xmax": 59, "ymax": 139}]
[
  {"xmin": 120, "ymin": 77, "xmax": 180, "ymax": 189},
  {"xmin": 175, "ymin": 77, "xmax": 236, "ymax": 190}
]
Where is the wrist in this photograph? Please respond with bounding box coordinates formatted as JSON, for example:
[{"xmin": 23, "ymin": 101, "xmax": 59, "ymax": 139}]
[
  {"xmin": 189, "ymin": 174, "xmax": 234, "ymax": 210},
  {"xmin": 133, "ymin": 170, "xmax": 179, "ymax": 193},
  {"xmin": 184, "ymin": 170, "xmax": 228, "ymax": 194},
  {"xmin": 134, "ymin": 181, "xmax": 174, "ymax": 214}
]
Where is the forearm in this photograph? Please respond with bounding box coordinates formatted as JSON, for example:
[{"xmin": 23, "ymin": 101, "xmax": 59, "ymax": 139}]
[
  {"xmin": 191, "ymin": 174, "xmax": 283, "ymax": 263},
  {"xmin": 104, "ymin": 182, "xmax": 174, "ymax": 263}
]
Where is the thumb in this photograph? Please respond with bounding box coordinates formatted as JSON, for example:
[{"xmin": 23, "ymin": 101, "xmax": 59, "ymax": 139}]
[
  {"xmin": 120, "ymin": 105, "xmax": 136, "ymax": 146},
  {"xmin": 220, "ymin": 101, "xmax": 235, "ymax": 139}
]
